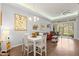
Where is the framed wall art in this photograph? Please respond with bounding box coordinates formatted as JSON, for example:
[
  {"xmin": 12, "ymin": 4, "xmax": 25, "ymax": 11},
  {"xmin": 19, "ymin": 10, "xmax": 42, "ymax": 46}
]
[
  {"xmin": 14, "ymin": 14, "xmax": 28, "ymax": 31},
  {"xmin": 40, "ymin": 24, "xmax": 46, "ymax": 30},
  {"xmin": 33, "ymin": 24, "xmax": 39, "ymax": 30}
]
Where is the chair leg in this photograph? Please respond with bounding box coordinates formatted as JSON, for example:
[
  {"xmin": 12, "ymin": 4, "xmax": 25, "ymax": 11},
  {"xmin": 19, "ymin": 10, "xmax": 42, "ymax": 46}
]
[
  {"xmin": 41, "ymin": 48, "xmax": 42, "ymax": 56},
  {"xmin": 23, "ymin": 49, "xmax": 29, "ymax": 56},
  {"xmin": 22, "ymin": 45, "xmax": 24, "ymax": 56},
  {"xmin": 45, "ymin": 47, "xmax": 47, "ymax": 56},
  {"xmin": 24, "ymin": 50, "xmax": 26, "ymax": 56},
  {"xmin": 22, "ymin": 51, "xmax": 24, "ymax": 56},
  {"xmin": 27, "ymin": 47, "xmax": 29, "ymax": 56},
  {"xmin": 22, "ymin": 45, "xmax": 23, "ymax": 52},
  {"xmin": 27, "ymin": 50, "xmax": 29, "ymax": 56},
  {"xmin": 45, "ymin": 50, "xmax": 47, "ymax": 56}
]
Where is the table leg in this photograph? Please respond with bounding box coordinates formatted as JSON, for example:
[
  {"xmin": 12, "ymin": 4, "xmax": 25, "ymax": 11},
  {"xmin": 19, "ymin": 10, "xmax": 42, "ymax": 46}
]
[{"xmin": 34, "ymin": 41, "xmax": 36, "ymax": 56}]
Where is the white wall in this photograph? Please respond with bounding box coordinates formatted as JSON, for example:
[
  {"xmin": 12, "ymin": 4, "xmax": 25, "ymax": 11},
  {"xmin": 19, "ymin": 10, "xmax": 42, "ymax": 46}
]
[
  {"xmin": 1, "ymin": 4, "xmax": 52, "ymax": 50},
  {"xmin": 74, "ymin": 16, "xmax": 79, "ymax": 39},
  {"xmin": 0, "ymin": 4, "xmax": 1, "ymax": 36}
]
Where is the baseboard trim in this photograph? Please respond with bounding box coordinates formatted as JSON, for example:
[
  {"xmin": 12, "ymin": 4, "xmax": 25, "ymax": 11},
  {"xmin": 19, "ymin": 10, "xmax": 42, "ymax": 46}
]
[
  {"xmin": 1, "ymin": 43, "xmax": 23, "ymax": 52},
  {"xmin": 11, "ymin": 44, "xmax": 22, "ymax": 49}
]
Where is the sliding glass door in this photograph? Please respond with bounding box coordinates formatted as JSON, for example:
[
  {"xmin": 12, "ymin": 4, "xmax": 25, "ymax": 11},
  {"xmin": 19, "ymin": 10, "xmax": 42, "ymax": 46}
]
[{"xmin": 53, "ymin": 22, "xmax": 74, "ymax": 37}]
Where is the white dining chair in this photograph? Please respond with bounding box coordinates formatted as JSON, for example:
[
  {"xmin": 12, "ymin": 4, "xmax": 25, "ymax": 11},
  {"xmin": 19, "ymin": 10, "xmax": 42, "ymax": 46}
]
[
  {"xmin": 36, "ymin": 35, "xmax": 47, "ymax": 56},
  {"xmin": 22, "ymin": 34, "xmax": 33, "ymax": 56}
]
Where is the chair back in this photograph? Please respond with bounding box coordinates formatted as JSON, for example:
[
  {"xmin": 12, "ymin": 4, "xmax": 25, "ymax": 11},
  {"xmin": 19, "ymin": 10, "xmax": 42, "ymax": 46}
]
[
  {"xmin": 42, "ymin": 34, "xmax": 47, "ymax": 46},
  {"xmin": 22, "ymin": 33, "xmax": 30, "ymax": 46},
  {"xmin": 36, "ymin": 34, "xmax": 47, "ymax": 46}
]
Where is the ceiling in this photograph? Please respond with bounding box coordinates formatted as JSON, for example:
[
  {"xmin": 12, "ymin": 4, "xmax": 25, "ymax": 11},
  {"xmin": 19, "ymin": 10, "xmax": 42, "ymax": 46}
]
[{"xmin": 18, "ymin": 3, "xmax": 79, "ymax": 21}]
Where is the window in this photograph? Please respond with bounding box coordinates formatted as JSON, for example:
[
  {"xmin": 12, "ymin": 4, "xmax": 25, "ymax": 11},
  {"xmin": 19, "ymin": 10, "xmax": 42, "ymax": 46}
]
[{"xmin": 53, "ymin": 22, "xmax": 74, "ymax": 36}]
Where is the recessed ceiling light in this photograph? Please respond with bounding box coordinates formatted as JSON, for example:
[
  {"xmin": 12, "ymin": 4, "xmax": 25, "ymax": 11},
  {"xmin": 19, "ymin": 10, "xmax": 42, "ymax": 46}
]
[
  {"xmin": 29, "ymin": 17, "xmax": 32, "ymax": 21},
  {"xmin": 34, "ymin": 16, "xmax": 36, "ymax": 20}
]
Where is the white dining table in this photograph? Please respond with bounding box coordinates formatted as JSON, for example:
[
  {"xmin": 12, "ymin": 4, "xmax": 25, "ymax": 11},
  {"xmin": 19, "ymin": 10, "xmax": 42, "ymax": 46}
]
[{"xmin": 27, "ymin": 35, "xmax": 42, "ymax": 56}]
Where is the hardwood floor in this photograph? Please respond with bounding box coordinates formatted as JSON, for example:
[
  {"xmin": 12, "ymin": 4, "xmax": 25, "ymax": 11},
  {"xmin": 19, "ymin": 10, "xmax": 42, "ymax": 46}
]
[
  {"xmin": 47, "ymin": 37, "xmax": 79, "ymax": 56},
  {"xmin": 1, "ymin": 36, "xmax": 79, "ymax": 56}
]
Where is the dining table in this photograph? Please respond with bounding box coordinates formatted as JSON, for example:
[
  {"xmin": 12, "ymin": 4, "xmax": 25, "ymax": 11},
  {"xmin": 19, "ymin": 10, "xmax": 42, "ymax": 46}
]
[{"xmin": 27, "ymin": 35, "xmax": 42, "ymax": 56}]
